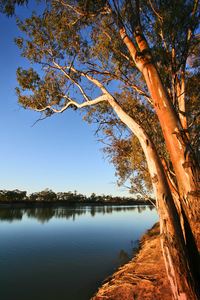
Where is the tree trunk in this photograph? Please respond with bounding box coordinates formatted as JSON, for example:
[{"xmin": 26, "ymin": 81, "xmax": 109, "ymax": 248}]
[
  {"xmin": 107, "ymin": 2, "xmax": 200, "ymax": 297},
  {"xmin": 106, "ymin": 94, "xmax": 200, "ymax": 299},
  {"xmin": 117, "ymin": 22, "xmax": 200, "ymax": 298},
  {"xmin": 142, "ymin": 62, "xmax": 200, "ymax": 248},
  {"xmin": 122, "ymin": 32, "xmax": 200, "ymax": 249},
  {"xmin": 119, "ymin": 24, "xmax": 200, "ymax": 244}
]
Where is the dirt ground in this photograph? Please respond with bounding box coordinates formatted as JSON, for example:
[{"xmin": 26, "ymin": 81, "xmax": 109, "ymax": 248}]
[{"xmin": 91, "ymin": 222, "xmax": 173, "ymax": 300}]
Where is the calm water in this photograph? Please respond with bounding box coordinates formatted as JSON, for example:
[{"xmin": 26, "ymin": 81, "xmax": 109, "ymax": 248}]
[{"xmin": 0, "ymin": 205, "xmax": 158, "ymax": 300}]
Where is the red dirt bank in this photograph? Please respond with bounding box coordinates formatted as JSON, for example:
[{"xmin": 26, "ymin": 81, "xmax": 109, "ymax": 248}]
[{"xmin": 91, "ymin": 223, "xmax": 173, "ymax": 300}]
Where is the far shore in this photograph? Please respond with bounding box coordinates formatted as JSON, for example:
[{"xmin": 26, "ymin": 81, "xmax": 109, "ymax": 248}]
[
  {"xmin": 0, "ymin": 200, "xmax": 154, "ymax": 209},
  {"xmin": 0, "ymin": 189, "xmax": 156, "ymax": 207}
]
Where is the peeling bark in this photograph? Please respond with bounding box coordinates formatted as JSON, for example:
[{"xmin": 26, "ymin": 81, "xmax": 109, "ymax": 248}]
[
  {"xmin": 120, "ymin": 27, "xmax": 200, "ymax": 257},
  {"xmin": 105, "ymin": 94, "xmax": 200, "ymax": 300},
  {"xmin": 177, "ymin": 70, "xmax": 190, "ymax": 140}
]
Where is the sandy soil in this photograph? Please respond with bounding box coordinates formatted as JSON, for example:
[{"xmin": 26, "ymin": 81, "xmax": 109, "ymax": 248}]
[{"xmin": 91, "ymin": 222, "xmax": 173, "ymax": 300}]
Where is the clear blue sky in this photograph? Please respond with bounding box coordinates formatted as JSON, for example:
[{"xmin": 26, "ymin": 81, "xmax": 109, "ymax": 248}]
[{"xmin": 0, "ymin": 6, "xmax": 131, "ymax": 197}]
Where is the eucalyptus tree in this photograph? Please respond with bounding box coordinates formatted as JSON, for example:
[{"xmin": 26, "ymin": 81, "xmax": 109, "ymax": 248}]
[{"xmin": 1, "ymin": 0, "xmax": 200, "ymax": 298}]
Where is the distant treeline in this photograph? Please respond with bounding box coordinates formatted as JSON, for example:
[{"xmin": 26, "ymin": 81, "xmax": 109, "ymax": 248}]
[{"xmin": 0, "ymin": 189, "xmax": 155, "ymax": 205}]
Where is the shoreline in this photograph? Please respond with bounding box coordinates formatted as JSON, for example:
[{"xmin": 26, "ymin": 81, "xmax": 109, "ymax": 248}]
[
  {"xmin": 0, "ymin": 201, "xmax": 154, "ymax": 208},
  {"xmin": 92, "ymin": 222, "xmax": 172, "ymax": 300}
]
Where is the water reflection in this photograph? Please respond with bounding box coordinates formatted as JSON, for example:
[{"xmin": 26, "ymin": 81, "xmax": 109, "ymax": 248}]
[
  {"xmin": 0, "ymin": 204, "xmax": 158, "ymax": 300},
  {"xmin": 0, "ymin": 205, "xmax": 155, "ymax": 223},
  {"xmin": 118, "ymin": 242, "xmax": 140, "ymax": 265},
  {"xmin": 0, "ymin": 208, "xmax": 23, "ymax": 222}
]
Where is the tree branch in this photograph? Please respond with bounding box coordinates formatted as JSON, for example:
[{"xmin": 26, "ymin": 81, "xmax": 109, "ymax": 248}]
[
  {"xmin": 35, "ymin": 95, "xmax": 107, "ymax": 113},
  {"xmin": 53, "ymin": 60, "xmax": 91, "ymax": 102},
  {"xmin": 84, "ymin": 62, "xmax": 153, "ymax": 104}
]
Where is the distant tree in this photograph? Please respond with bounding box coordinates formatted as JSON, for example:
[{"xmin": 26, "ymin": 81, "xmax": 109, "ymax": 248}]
[
  {"xmin": 1, "ymin": 0, "xmax": 200, "ymax": 298},
  {"xmin": 57, "ymin": 192, "xmax": 70, "ymax": 201},
  {"xmin": 38, "ymin": 188, "xmax": 57, "ymax": 201},
  {"xmin": 29, "ymin": 191, "xmax": 40, "ymax": 201},
  {"xmin": 0, "ymin": 190, "xmax": 7, "ymax": 201},
  {"xmin": 0, "ymin": 189, "xmax": 27, "ymax": 201},
  {"xmin": 90, "ymin": 192, "xmax": 97, "ymax": 202},
  {"xmin": 75, "ymin": 192, "xmax": 86, "ymax": 202}
]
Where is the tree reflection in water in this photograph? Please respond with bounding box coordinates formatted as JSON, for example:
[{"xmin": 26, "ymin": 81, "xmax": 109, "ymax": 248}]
[
  {"xmin": 0, "ymin": 208, "xmax": 23, "ymax": 222},
  {"xmin": 0, "ymin": 204, "xmax": 158, "ymax": 300},
  {"xmin": 0, "ymin": 205, "xmax": 155, "ymax": 223},
  {"xmin": 118, "ymin": 241, "xmax": 140, "ymax": 265}
]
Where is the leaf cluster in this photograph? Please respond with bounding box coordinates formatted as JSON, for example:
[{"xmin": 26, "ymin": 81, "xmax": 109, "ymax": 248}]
[
  {"xmin": 0, "ymin": 0, "xmax": 28, "ymax": 16},
  {"xmin": 15, "ymin": 67, "xmax": 71, "ymax": 115}
]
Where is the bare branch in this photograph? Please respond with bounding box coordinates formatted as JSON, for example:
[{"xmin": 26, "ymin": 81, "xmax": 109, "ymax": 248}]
[
  {"xmin": 57, "ymin": 0, "xmax": 109, "ymax": 17},
  {"xmin": 53, "ymin": 60, "xmax": 91, "ymax": 102},
  {"xmin": 148, "ymin": 0, "xmax": 163, "ymax": 20},
  {"xmin": 82, "ymin": 61, "xmax": 152, "ymax": 104},
  {"xmin": 67, "ymin": 66, "xmax": 111, "ymax": 96},
  {"xmin": 140, "ymin": 6, "xmax": 170, "ymax": 55},
  {"xmin": 122, "ymin": 182, "xmax": 156, "ymax": 207},
  {"xmin": 35, "ymin": 95, "xmax": 107, "ymax": 113},
  {"xmin": 181, "ymin": 0, "xmax": 199, "ymax": 68},
  {"xmin": 58, "ymin": 1, "xmax": 85, "ymax": 16},
  {"xmin": 189, "ymin": 111, "xmax": 200, "ymax": 128}
]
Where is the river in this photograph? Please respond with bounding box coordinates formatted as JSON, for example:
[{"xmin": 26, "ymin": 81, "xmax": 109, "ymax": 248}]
[{"xmin": 0, "ymin": 205, "xmax": 158, "ymax": 300}]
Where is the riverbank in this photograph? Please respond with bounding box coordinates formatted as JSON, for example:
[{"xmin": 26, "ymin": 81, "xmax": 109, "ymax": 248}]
[
  {"xmin": 92, "ymin": 222, "xmax": 172, "ymax": 300},
  {"xmin": 0, "ymin": 200, "xmax": 154, "ymax": 208}
]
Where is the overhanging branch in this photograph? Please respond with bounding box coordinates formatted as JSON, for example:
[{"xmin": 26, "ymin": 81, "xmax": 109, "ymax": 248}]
[{"xmin": 35, "ymin": 94, "xmax": 108, "ymax": 113}]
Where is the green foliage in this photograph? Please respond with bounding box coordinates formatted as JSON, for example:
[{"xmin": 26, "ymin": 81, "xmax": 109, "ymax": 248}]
[
  {"xmin": 4, "ymin": 0, "xmax": 199, "ymax": 196},
  {"xmin": 0, "ymin": 0, "xmax": 28, "ymax": 16},
  {"xmin": 15, "ymin": 67, "xmax": 69, "ymax": 114},
  {"xmin": 0, "ymin": 189, "xmax": 27, "ymax": 201}
]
